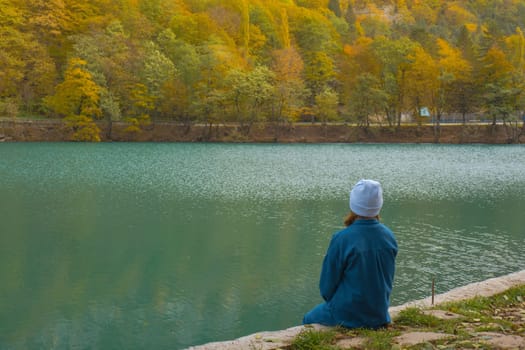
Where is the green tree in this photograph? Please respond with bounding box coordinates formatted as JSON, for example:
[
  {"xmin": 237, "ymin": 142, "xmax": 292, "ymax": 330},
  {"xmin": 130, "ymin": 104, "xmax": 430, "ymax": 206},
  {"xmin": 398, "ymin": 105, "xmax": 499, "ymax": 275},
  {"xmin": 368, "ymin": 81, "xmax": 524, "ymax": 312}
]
[
  {"xmin": 483, "ymin": 83, "xmax": 520, "ymax": 126},
  {"xmin": 141, "ymin": 40, "xmax": 177, "ymax": 114},
  {"xmin": 328, "ymin": 0, "xmax": 342, "ymax": 17},
  {"xmin": 370, "ymin": 36, "xmax": 418, "ymax": 126},
  {"xmin": 138, "ymin": 0, "xmax": 180, "ymax": 30},
  {"xmin": 357, "ymin": 5, "xmax": 391, "ymax": 38},
  {"xmin": 478, "ymin": 45, "xmax": 518, "ymax": 125},
  {"xmin": 456, "ymin": 24, "xmax": 478, "ymax": 66},
  {"xmin": 225, "ymin": 66, "xmax": 274, "ymax": 133},
  {"xmin": 191, "ymin": 44, "xmax": 236, "ymax": 131},
  {"xmin": 315, "ymin": 87, "xmax": 339, "ymax": 125},
  {"xmin": 344, "ymin": 2, "xmax": 358, "ymax": 40},
  {"xmin": 303, "ymin": 51, "xmax": 335, "ymax": 104},
  {"xmin": 170, "ymin": 11, "xmax": 233, "ymax": 46},
  {"xmin": 348, "ymin": 73, "xmax": 388, "ymax": 127},
  {"xmin": 157, "ymin": 29, "xmax": 202, "ymax": 89},
  {"xmin": 70, "ymin": 21, "xmax": 141, "ymax": 138},
  {"xmin": 289, "ymin": 8, "xmax": 336, "ymax": 52},
  {"xmin": 157, "ymin": 29, "xmax": 202, "ymax": 123}
]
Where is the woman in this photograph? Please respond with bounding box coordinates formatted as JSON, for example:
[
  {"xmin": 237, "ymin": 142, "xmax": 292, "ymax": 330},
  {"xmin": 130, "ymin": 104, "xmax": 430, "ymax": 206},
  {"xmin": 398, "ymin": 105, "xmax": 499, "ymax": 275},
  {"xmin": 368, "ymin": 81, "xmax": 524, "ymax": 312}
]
[{"xmin": 303, "ymin": 179, "xmax": 398, "ymax": 329}]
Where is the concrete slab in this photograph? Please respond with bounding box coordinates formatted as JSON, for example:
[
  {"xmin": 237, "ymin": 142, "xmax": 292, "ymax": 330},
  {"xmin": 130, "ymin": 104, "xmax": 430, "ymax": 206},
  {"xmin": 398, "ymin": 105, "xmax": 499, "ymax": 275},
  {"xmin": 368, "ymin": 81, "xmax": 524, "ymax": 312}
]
[
  {"xmin": 476, "ymin": 332, "xmax": 525, "ymax": 349},
  {"xmin": 394, "ymin": 331, "xmax": 454, "ymax": 346}
]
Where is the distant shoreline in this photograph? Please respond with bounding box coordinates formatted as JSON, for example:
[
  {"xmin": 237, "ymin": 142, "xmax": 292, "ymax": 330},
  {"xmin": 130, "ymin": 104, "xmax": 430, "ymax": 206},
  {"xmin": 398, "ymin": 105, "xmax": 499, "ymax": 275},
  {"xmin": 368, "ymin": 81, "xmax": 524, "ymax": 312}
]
[{"xmin": 1, "ymin": 119, "xmax": 524, "ymax": 144}]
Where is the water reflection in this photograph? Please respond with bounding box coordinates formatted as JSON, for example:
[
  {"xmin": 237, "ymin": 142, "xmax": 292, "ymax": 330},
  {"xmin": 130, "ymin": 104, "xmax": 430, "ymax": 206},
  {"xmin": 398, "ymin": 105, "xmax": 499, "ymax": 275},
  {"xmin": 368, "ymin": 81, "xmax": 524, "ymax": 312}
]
[{"xmin": 0, "ymin": 143, "xmax": 524, "ymax": 349}]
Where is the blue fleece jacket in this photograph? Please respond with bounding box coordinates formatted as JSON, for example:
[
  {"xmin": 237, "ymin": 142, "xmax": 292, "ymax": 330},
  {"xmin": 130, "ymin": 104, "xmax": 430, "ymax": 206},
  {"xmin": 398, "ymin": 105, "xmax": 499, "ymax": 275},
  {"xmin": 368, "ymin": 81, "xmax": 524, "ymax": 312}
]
[{"xmin": 303, "ymin": 219, "xmax": 398, "ymax": 328}]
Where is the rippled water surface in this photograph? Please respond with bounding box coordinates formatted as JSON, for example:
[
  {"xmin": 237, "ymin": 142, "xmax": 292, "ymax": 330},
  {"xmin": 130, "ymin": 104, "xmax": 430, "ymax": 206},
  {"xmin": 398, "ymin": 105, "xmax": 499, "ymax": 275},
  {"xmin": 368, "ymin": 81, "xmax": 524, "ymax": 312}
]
[{"xmin": 0, "ymin": 143, "xmax": 524, "ymax": 349}]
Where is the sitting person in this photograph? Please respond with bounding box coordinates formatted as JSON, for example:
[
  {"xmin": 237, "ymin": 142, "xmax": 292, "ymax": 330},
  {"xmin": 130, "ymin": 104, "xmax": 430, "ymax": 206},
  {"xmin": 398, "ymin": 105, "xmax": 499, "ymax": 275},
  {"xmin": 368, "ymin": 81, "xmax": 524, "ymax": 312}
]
[{"xmin": 303, "ymin": 179, "xmax": 398, "ymax": 329}]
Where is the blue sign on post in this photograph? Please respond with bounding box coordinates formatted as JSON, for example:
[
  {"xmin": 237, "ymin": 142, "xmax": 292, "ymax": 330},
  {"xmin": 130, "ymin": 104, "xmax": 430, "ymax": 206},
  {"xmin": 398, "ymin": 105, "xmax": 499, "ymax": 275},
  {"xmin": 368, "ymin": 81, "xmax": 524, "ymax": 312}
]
[{"xmin": 420, "ymin": 107, "xmax": 430, "ymax": 117}]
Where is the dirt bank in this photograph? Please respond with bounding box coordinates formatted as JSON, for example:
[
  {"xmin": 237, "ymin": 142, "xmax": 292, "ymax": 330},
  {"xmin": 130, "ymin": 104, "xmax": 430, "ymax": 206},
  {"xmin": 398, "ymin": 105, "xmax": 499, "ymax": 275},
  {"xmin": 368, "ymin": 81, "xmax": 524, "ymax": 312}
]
[{"xmin": 1, "ymin": 119, "xmax": 524, "ymax": 143}]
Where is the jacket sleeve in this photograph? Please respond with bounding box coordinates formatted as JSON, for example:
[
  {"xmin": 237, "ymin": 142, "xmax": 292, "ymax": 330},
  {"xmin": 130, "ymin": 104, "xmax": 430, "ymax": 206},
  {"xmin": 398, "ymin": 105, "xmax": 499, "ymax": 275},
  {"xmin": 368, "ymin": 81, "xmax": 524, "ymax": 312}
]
[{"xmin": 319, "ymin": 234, "xmax": 345, "ymax": 302}]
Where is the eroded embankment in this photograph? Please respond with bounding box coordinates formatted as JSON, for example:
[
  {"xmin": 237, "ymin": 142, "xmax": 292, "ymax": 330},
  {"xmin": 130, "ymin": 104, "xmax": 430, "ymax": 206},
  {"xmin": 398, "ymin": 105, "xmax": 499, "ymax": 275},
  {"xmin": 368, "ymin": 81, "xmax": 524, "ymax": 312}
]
[
  {"xmin": 188, "ymin": 270, "xmax": 525, "ymax": 350},
  {"xmin": 0, "ymin": 119, "xmax": 524, "ymax": 143}
]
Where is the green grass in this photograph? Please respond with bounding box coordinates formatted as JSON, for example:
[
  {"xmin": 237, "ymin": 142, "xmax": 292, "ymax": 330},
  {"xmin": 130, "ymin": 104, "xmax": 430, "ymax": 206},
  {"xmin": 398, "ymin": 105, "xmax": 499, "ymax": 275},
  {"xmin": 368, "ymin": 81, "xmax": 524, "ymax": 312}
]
[
  {"xmin": 289, "ymin": 285, "xmax": 525, "ymax": 349},
  {"xmin": 395, "ymin": 307, "xmax": 467, "ymax": 336},
  {"xmin": 353, "ymin": 328, "xmax": 401, "ymax": 350},
  {"xmin": 289, "ymin": 328, "xmax": 338, "ymax": 350},
  {"xmin": 395, "ymin": 307, "xmax": 443, "ymax": 328},
  {"xmin": 439, "ymin": 284, "xmax": 525, "ymax": 315},
  {"xmin": 14, "ymin": 112, "xmax": 49, "ymax": 120}
]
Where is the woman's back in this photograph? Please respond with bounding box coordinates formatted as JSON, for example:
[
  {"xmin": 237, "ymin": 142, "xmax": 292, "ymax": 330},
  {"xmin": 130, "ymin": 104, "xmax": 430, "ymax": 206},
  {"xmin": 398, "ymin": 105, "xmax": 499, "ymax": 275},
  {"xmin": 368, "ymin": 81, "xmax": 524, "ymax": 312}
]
[
  {"xmin": 324, "ymin": 219, "xmax": 397, "ymax": 328},
  {"xmin": 303, "ymin": 179, "xmax": 398, "ymax": 329}
]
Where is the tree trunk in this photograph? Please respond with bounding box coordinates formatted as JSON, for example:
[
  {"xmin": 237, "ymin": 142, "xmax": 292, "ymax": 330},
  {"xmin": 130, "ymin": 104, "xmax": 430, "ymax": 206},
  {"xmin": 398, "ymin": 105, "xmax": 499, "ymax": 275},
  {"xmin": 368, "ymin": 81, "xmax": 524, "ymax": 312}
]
[
  {"xmin": 434, "ymin": 114, "xmax": 441, "ymax": 143},
  {"xmin": 106, "ymin": 116, "xmax": 113, "ymax": 140}
]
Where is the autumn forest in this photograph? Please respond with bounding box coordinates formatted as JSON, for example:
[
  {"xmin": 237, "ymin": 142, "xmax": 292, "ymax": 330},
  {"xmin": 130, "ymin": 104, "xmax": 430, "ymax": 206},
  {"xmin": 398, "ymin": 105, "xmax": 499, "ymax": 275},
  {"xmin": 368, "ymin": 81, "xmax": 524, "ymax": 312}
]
[{"xmin": 2, "ymin": 0, "xmax": 525, "ymax": 140}]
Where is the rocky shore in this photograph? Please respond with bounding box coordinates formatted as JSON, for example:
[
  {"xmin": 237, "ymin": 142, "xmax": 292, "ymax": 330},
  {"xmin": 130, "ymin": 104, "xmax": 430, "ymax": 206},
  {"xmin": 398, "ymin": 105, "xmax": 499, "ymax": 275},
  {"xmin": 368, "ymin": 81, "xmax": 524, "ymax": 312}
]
[
  {"xmin": 1, "ymin": 119, "xmax": 524, "ymax": 143},
  {"xmin": 188, "ymin": 270, "xmax": 525, "ymax": 350}
]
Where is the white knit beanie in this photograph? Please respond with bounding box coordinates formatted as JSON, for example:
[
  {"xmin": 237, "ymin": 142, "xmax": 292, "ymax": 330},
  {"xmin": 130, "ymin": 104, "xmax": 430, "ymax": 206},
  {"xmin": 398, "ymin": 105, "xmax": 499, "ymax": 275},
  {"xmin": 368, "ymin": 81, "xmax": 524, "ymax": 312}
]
[{"xmin": 349, "ymin": 179, "xmax": 383, "ymax": 217}]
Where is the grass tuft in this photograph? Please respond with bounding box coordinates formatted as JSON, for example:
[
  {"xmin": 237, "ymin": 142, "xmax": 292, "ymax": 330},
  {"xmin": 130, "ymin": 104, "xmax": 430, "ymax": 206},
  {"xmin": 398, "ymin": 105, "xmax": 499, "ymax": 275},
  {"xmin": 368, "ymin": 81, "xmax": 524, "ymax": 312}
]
[
  {"xmin": 395, "ymin": 307, "xmax": 442, "ymax": 328},
  {"xmin": 440, "ymin": 284, "xmax": 525, "ymax": 316},
  {"xmin": 289, "ymin": 329, "xmax": 338, "ymax": 350},
  {"xmin": 354, "ymin": 328, "xmax": 401, "ymax": 350}
]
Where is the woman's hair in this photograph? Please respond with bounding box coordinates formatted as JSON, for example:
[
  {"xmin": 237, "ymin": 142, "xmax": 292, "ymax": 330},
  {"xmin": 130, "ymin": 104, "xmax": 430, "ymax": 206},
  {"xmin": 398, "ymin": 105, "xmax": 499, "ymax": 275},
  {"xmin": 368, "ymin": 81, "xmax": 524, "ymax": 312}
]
[{"xmin": 344, "ymin": 212, "xmax": 379, "ymax": 227}]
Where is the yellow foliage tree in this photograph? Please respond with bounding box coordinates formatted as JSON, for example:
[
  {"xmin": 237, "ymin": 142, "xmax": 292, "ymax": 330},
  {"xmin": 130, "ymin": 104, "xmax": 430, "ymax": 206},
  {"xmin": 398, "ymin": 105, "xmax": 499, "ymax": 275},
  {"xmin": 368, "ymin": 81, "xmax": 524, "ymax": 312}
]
[
  {"xmin": 66, "ymin": 115, "xmax": 101, "ymax": 142},
  {"xmin": 315, "ymin": 87, "xmax": 339, "ymax": 125},
  {"xmin": 280, "ymin": 8, "xmax": 290, "ymax": 49},
  {"xmin": 479, "ymin": 45, "xmax": 514, "ymax": 84},
  {"xmin": 404, "ymin": 46, "xmax": 439, "ymax": 123},
  {"xmin": 46, "ymin": 58, "xmax": 101, "ymax": 117},
  {"xmin": 504, "ymin": 27, "xmax": 525, "ymax": 74},
  {"xmin": 124, "ymin": 83, "xmax": 153, "ymax": 133},
  {"xmin": 303, "ymin": 51, "xmax": 335, "ymax": 104},
  {"xmin": 436, "ymin": 38, "xmax": 473, "ymax": 124},
  {"xmin": 271, "ymin": 47, "xmax": 306, "ymax": 123},
  {"xmin": 45, "ymin": 58, "xmax": 102, "ymax": 141},
  {"xmin": 340, "ymin": 37, "xmax": 381, "ymax": 105},
  {"xmin": 437, "ymin": 38, "xmax": 471, "ymax": 81},
  {"xmin": 443, "ymin": 3, "xmax": 476, "ymax": 27}
]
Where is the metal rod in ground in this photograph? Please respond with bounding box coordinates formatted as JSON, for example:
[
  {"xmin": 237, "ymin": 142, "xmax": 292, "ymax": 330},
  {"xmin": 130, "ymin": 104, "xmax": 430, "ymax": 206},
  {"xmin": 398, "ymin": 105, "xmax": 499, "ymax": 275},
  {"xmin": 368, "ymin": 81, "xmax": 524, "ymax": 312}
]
[{"xmin": 432, "ymin": 277, "xmax": 435, "ymax": 305}]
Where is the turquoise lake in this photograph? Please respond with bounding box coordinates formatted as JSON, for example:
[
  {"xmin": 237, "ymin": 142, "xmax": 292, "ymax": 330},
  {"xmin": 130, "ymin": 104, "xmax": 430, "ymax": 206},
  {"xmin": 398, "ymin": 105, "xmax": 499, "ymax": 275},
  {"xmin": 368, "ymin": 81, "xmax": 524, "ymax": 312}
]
[{"xmin": 0, "ymin": 143, "xmax": 524, "ymax": 349}]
